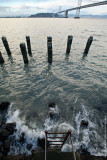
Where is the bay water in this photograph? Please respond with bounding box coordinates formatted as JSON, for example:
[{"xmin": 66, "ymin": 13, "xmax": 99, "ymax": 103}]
[{"xmin": 0, "ymin": 18, "xmax": 107, "ymax": 156}]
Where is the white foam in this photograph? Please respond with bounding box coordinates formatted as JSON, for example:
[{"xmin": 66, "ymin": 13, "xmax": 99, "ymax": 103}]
[
  {"xmin": 5, "ymin": 103, "xmax": 106, "ymax": 156},
  {"xmin": 62, "ymin": 105, "xmax": 106, "ymax": 156},
  {"xmin": 73, "ymin": 105, "xmax": 106, "ymax": 156},
  {"xmin": 61, "ymin": 144, "xmax": 72, "ymax": 152},
  {"xmin": 43, "ymin": 105, "xmax": 60, "ymax": 130},
  {"xmin": 58, "ymin": 122, "xmax": 74, "ymax": 132},
  {"xmin": 6, "ymin": 103, "xmax": 45, "ymax": 155}
]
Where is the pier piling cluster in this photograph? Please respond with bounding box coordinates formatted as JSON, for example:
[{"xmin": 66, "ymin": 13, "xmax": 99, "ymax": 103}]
[{"xmin": 0, "ymin": 35, "xmax": 93, "ymax": 65}]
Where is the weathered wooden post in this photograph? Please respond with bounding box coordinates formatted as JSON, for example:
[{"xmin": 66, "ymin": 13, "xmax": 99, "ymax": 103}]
[
  {"xmin": 0, "ymin": 51, "xmax": 4, "ymax": 64},
  {"xmin": 47, "ymin": 37, "xmax": 52, "ymax": 44},
  {"xmin": 84, "ymin": 36, "xmax": 93, "ymax": 55},
  {"xmin": 2, "ymin": 37, "xmax": 12, "ymax": 56},
  {"xmin": 20, "ymin": 43, "xmax": 29, "ymax": 64},
  {"xmin": 66, "ymin": 35, "xmax": 73, "ymax": 54},
  {"xmin": 47, "ymin": 37, "xmax": 52, "ymax": 63},
  {"xmin": 26, "ymin": 36, "xmax": 32, "ymax": 56}
]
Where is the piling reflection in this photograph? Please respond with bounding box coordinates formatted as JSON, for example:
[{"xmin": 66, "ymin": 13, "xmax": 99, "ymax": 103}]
[
  {"xmin": 0, "ymin": 64, "xmax": 8, "ymax": 77},
  {"xmin": 65, "ymin": 53, "xmax": 70, "ymax": 61},
  {"xmin": 42, "ymin": 63, "xmax": 52, "ymax": 76},
  {"xmin": 81, "ymin": 53, "xmax": 87, "ymax": 60},
  {"xmin": 8, "ymin": 55, "xmax": 14, "ymax": 63},
  {"xmin": 23, "ymin": 64, "xmax": 30, "ymax": 75}
]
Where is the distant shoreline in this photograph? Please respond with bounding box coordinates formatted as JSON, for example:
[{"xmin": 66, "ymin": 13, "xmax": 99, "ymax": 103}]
[
  {"xmin": 0, "ymin": 17, "xmax": 107, "ymax": 19},
  {"xmin": 0, "ymin": 12, "xmax": 107, "ymax": 19}
]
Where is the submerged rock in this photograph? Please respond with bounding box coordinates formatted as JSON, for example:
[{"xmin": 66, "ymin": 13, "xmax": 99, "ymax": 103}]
[
  {"xmin": 38, "ymin": 137, "xmax": 49, "ymax": 150},
  {"xmin": 102, "ymin": 122, "xmax": 107, "ymax": 128},
  {"xmin": 38, "ymin": 137, "xmax": 45, "ymax": 150},
  {"xmin": 49, "ymin": 112, "xmax": 55, "ymax": 119},
  {"xmin": 0, "ymin": 112, "xmax": 7, "ymax": 127},
  {"xmin": 0, "ymin": 128, "xmax": 10, "ymax": 141},
  {"xmin": 1, "ymin": 140, "xmax": 11, "ymax": 155},
  {"xmin": 81, "ymin": 120, "xmax": 88, "ymax": 127},
  {"xmin": 49, "ymin": 110, "xmax": 60, "ymax": 121},
  {"xmin": 26, "ymin": 143, "xmax": 33, "ymax": 151},
  {"xmin": 0, "ymin": 102, "xmax": 10, "ymax": 110},
  {"xmin": 48, "ymin": 102, "xmax": 56, "ymax": 108},
  {"xmin": 5, "ymin": 122, "xmax": 16, "ymax": 134},
  {"xmin": 19, "ymin": 132, "xmax": 25, "ymax": 143},
  {"xmin": 78, "ymin": 145, "xmax": 90, "ymax": 155},
  {"xmin": 49, "ymin": 103, "xmax": 60, "ymax": 122}
]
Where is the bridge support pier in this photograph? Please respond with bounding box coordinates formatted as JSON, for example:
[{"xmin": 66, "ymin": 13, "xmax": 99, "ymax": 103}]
[{"xmin": 64, "ymin": 10, "xmax": 68, "ymax": 18}]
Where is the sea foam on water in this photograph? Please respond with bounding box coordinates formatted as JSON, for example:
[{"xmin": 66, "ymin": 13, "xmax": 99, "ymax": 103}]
[{"xmin": 4, "ymin": 103, "xmax": 106, "ymax": 156}]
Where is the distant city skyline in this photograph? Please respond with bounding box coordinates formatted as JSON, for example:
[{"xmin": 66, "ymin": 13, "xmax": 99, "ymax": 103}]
[{"xmin": 0, "ymin": 0, "xmax": 107, "ymax": 17}]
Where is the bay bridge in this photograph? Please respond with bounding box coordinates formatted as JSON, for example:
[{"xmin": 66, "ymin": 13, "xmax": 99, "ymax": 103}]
[{"xmin": 57, "ymin": 0, "xmax": 107, "ymax": 18}]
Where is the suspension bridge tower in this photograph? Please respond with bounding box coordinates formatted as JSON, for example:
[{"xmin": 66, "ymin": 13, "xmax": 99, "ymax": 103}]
[{"xmin": 74, "ymin": 0, "xmax": 82, "ymax": 18}]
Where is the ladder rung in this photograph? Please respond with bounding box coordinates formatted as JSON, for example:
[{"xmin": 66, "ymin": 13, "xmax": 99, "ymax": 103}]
[
  {"xmin": 48, "ymin": 150, "xmax": 60, "ymax": 151},
  {"xmin": 45, "ymin": 131, "xmax": 73, "ymax": 153},
  {"xmin": 49, "ymin": 144, "xmax": 62, "ymax": 145},
  {"xmin": 47, "ymin": 132, "xmax": 67, "ymax": 134},
  {"xmin": 47, "ymin": 137, "xmax": 65, "ymax": 138},
  {"xmin": 48, "ymin": 149, "xmax": 54, "ymax": 151},
  {"xmin": 48, "ymin": 149, "xmax": 60, "ymax": 151},
  {"xmin": 48, "ymin": 141, "xmax": 64, "ymax": 142},
  {"xmin": 48, "ymin": 148, "xmax": 60, "ymax": 150}
]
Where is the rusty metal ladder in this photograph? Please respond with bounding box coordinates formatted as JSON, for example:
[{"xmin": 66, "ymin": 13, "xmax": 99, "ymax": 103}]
[{"xmin": 45, "ymin": 130, "xmax": 76, "ymax": 160}]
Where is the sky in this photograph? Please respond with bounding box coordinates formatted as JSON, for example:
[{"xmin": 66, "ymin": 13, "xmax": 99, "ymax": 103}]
[{"xmin": 0, "ymin": 0, "xmax": 107, "ymax": 17}]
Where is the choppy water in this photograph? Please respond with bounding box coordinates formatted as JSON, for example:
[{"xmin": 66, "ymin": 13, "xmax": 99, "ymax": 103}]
[{"xmin": 0, "ymin": 18, "xmax": 107, "ymax": 156}]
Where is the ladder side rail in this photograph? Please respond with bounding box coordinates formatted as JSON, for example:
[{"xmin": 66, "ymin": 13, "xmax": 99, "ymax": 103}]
[
  {"xmin": 45, "ymin": 131, "xmax": 48, "ymax": 160},
  {"xmin": 69, "ymin": 132, "xmax": 76, "ymax": 160}
]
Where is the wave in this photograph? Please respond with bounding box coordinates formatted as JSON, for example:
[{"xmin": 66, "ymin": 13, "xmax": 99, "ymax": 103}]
[{"xmin": 4, "ymin": 103, "xmax": 106, "ymax": 156}]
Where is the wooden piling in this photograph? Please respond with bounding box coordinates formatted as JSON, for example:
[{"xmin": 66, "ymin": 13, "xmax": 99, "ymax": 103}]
[
  {"xmin": 26, "ymin": 36, "xmax": 32, "ymax": 56},
  {"xmin": 84, "ymin": 36, "xmax": 93, "ymax": 55},
  {"xmin": 47, "ymin": 42, "xmax": 53, "ymax": 63},
  {"xmin": 0, "ymin": 51, "xmax": 4, "ymax": 64},
  {"xmin": 2, "ymin": 37, "xmax": 12, "ymax": 56},
  {"xmin": 20, "ymin": 43, "xmax": 29, "ymax": 64},
  {"xmin": 47, "ymin": 37, "xmax": 52, "ymax": 63},
  {"xmin": 66, "ymin": 35, "xmax": 73, "ymax": 54},
  {"xmin": 47, "ymin": 37, "xmax": 52, "ymax": 44}
]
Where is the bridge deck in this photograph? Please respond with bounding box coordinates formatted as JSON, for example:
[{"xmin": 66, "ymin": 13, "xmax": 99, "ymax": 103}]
[{"xmin": 57, "ymin": 1, "xmax": 107, "ymax": 13}]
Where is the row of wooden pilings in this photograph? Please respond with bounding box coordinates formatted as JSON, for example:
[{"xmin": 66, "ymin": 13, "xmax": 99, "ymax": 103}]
[{"xmin": 0, "ymin": 35, "xmax": 93, "ymax": 64}]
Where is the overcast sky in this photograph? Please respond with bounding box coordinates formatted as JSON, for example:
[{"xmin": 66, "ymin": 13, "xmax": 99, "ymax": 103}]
[{"xmin": 0, "ymin": 0, "xmax": 107, "ymax": 17}]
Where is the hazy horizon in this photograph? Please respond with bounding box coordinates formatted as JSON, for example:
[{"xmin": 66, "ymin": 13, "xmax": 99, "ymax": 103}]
[{"xmin": 0, "ymin": 0, "xmax": 107, "ymax": 17}]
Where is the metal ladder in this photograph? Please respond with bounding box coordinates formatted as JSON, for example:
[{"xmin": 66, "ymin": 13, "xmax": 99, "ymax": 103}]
[{"xmin": 45, "ymin": 130, "xmax": 76, "ymax": 160}]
